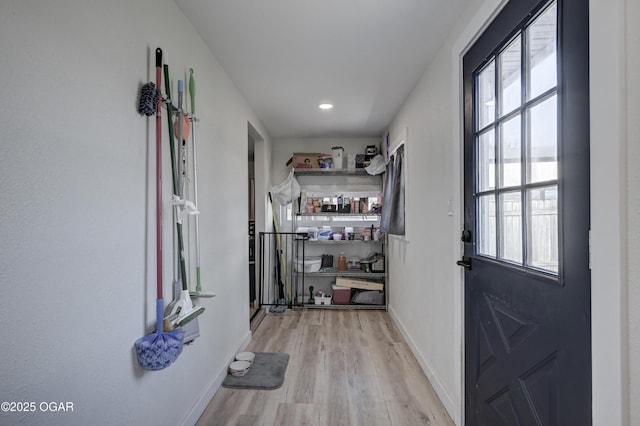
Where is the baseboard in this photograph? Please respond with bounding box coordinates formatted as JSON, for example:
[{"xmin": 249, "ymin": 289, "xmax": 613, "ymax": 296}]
[
  {"xmin": 388, "ymin": 305, "xmax": 457, "ymax": 422},
  {"xmin": 180, "ymin": 329, "xmax": 252, "ymax": 426}
]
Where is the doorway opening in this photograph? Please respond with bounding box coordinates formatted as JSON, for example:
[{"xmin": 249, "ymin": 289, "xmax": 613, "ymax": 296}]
[
  {"xmin": 247, "ymin": 122, "xmax": 266, "ymax": 331},
  {"xmin": 248, "ymin": 133, "xmax": 257, "ymax": 320}
]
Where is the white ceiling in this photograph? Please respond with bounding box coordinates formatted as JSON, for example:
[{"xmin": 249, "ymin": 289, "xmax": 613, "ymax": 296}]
[{"xmin": 175, "ymin": 0, "xmax": 470, "ymax": 139}]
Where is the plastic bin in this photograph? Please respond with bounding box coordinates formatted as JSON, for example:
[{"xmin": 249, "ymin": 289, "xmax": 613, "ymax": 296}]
[
  {"xmin": 296, "ymin": 256, "xmax": 322, "ymax": 272},
  {"xmin": 314, "ymin": 295, "xmax": 332, "ymax": 305},
  {"xmin": 332, "ymin": 285, "xmax": 351, "ymax": 304}
]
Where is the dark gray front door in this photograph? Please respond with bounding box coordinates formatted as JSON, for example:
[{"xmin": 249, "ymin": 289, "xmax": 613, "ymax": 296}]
[{"xmin": 462, "ymin": 0, "xmax": 591, "ymax": 424}]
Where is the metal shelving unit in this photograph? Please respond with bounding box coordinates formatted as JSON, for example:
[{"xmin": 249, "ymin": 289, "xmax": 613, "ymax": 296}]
[
  {"xmin": 303, "ymin": 271, "xmax": 386, "ymax": 279},
  {"xmin": 293, "ymin": 168, "xmax": 387, "ymax": 310},
  {"xmin": 292, "ymin": 168, "xmax": 370, "ymax": 176}
]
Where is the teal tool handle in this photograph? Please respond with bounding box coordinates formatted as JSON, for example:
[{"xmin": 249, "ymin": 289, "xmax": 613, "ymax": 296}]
[{"xmin": 189, "ymin": 69, "xmax": 196, "ymax": 115}]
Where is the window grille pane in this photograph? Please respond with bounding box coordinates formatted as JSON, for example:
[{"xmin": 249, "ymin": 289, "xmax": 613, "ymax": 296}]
[
  {"xmin": 500, "ymin": 114, "xmax": 521, "ymax": 188},
  {"xmin": 527, "ymin": 186, "xmax": 558, "ymax": 272},
  {"xmin": 477, "ymin": 194, "xmax": 497, "ymax": 257},
  {"xmin": 478, "ymin": 129, "xmax": 496, "ymax": 191},
  {"xmin": 477, "ymin": 60, "xmax": 496, "ymax": 129},
  {"xmin": 499, "ymin": 35, "xmax": 522, "ymax": 116},
  {"xmin": 528, "ymin": 95, "xmax": 557, "ymax": 183},
  {"xmin": 499, "ymin": 191, "xmax": 523, "ymax": 263},
  {"xmin": 471, "ymin": 0, "xmax": 559, "ymax": 276},
  {"xmin": 527, "ymin": 3, "xmax": 557, "ymax": 100}
]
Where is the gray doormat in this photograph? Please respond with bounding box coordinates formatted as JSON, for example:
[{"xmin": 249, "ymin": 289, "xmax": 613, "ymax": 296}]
[{"xmin": 222, "ymin": 352, "xmax": 289, "ymax": 390}]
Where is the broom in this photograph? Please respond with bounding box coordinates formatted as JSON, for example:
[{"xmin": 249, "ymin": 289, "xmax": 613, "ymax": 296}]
[
  {"xmin": 187, "ymin": 68, "xmax": 215, "ymax": 298},
  {"xmin": 135, "ymin": 48, "xmax": 184, "ymax": 370},
  {"xmin": 163, "ymin": 67, "xmax": 205, "ymax": 329}
]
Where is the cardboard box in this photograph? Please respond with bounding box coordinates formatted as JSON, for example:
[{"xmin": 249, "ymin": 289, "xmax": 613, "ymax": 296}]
[
  {"xmin": 335, "ymin": 277, "xmax": 384, "ymax": 292},
  {"xmin": 332, "ymin": 285, "xmax": 351, "ymax": 304},
  {"xmin": 286, "ymin": 153, "xmax": 321, "ymax": 169}
]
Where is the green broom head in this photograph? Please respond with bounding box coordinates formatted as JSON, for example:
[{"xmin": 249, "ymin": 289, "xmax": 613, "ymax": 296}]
[
  {"xmin": 175, "ymin": 304, "xmax": 205, "ymax": 328},
  {"xmin": 135, "ymin": 299, "xmax": 184, "ymax": 370}
]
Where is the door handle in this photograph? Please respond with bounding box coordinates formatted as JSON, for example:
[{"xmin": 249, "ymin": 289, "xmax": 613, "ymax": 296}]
[{"xmin": 457, "ymin": 256, "xmax": 472, "ymax": 270}]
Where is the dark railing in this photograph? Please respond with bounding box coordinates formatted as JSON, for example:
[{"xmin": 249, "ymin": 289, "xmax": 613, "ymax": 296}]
[{"xmin": 258, "ymin": 232, "xmax": 307, "ymax": 309}]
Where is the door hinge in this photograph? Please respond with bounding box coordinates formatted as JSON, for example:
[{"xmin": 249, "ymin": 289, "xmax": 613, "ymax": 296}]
[{"xmin": 588, "ymin": 229, "xmax": 592, "ymax": 270}]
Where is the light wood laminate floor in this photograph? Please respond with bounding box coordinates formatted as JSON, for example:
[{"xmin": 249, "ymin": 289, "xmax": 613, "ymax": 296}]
[{"xmin": 197, "ymin": 309, "xmax": 454, "ymax": 426}]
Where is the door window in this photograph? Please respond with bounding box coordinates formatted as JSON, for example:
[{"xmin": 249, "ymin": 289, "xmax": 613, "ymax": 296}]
[{"xmin": 474, "ymin": 1, "xmax": 558, "ymax": 273}]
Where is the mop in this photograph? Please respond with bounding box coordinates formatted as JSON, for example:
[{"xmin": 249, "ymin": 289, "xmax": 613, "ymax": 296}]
[
  {"xmin": 187, "ymin": 68, "xmax": 215, "ymax": 298},
  {"xmin": 135, "ymin": 48, "xmax": 184, "ymax": 370},
  {"xmin": 163, "ymin": 66, "xmax": 205, "ymax": 329}
]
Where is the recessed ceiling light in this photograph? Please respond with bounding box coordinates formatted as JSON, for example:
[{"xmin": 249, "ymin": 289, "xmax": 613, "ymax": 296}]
[{"xmin": 318, "ymin": 103, "xmax": 333, "ymax": 110}]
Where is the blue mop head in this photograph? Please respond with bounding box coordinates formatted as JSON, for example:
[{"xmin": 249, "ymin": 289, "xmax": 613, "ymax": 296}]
[
  {"xmin": 135, "ymin": 299, "xmax": 185, "ymax": 370},
  {"xmin": 135, "ymin": 329, "xmax": 184, "ymax": 370}
]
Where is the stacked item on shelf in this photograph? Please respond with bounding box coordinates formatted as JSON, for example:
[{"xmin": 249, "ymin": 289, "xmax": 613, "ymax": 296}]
[
  {"xmin": 295, "ymin": 226, "xmax": 383, "ymax": 242},
  {"xmin": 301, "ymin": 194, "xmax": 377, "ymax": 214},
  {"xmin": 314, "ymin": 290, "xmax": 332, "ymax": 305},
  {"xmin": 335, "ymin": 277, "xmax": 385, "ymax": 305},
  {"xmin": 286, "ymin": 144, "xmax": 379, "ymax": 171},
  {"xmin": 332, "ymin": 285, "xmax": 351, "ymax": 304}
]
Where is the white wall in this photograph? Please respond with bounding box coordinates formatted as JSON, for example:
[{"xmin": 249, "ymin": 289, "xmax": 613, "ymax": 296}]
[
  {"xmin": 627, "ymin": 0, "xmax": 640, "ymax": 421},
  {"xmin": 0, "ymin": 1, "xmax": 271, "ymax": 425},
  {"xmin": 590, "ymin": 0, "xmax": 638, "ymax": 424},
  {"xmin": 386, "ymin": 0, "xmax": 638, "ymax": 424},
  {"xmin": 384, "ymin": 1, "xmax": 485, "ymax": 423}
]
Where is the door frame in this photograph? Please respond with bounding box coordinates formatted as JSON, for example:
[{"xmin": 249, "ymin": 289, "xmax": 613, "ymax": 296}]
[
  {"xmin": 451, "ymin": 1, "xmax": 628, "ymax": 425},
  {"xmin": 248, "ymin": 122, "xmax": 266, "ymax": 313}
]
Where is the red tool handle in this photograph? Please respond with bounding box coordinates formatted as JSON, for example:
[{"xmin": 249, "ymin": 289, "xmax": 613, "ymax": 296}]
[{"xmin": 155, "ymin": 47, "xmax": 163, "ymax": 300}]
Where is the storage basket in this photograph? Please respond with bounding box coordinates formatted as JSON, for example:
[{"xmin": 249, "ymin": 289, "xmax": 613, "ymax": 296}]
[{"xmin": 295, "ymin": 256, "xmax": 322, "ymax": 272}]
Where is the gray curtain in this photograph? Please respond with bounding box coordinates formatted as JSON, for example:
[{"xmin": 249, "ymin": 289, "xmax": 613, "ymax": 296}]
[{"xmin": 380, "ymin": 144, "xmax": 405, "ymax": 235}]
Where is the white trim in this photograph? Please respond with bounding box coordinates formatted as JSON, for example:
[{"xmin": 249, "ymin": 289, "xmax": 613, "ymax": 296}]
[
  {"xmin": 180, "ymin": 330, "xmax": 252, "ymax": 426},
  {"xmin": 450, "ymin": 1, "xmax": 509, "ymax": 424},
  {"xmin": 589, "ymin": 0, "xmax": 629, "ymax": 424},
  {"xmin": 388, "ymin": 128, "xmax": 406, "ymax": 158},
  {"xmin": 388, "ymin": 305, "xmax": 456, "ymax": 418}
]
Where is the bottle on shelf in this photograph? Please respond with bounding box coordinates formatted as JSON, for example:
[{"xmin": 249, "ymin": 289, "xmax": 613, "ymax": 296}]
[{"xmin": 337, "ymin": 252, "xmax": 347, "ymax": 271}]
